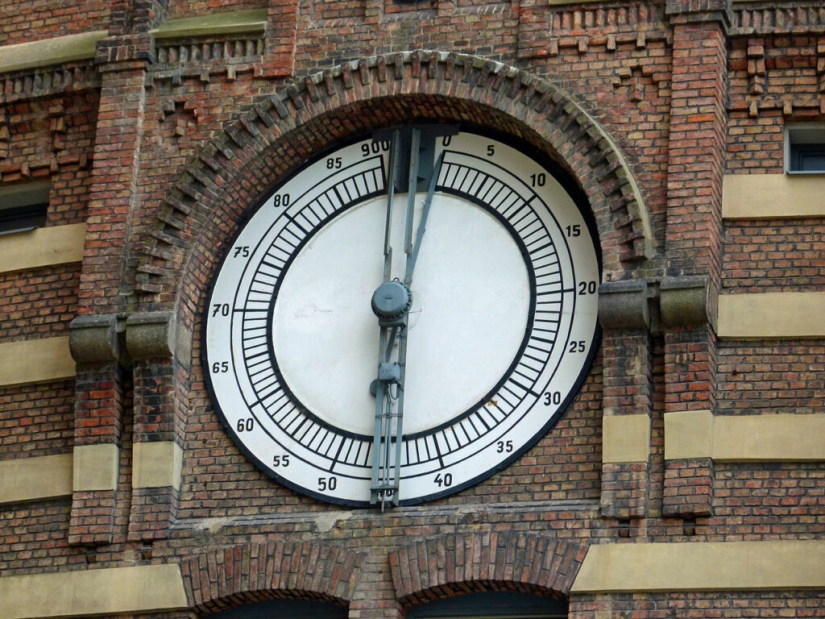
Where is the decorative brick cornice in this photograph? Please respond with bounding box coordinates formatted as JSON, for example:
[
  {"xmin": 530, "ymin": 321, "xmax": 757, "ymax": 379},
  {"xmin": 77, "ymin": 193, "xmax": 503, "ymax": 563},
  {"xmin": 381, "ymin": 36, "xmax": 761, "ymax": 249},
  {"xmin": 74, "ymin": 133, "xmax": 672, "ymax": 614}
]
[
  {"xmin": 179, "ymin": 541, "xmax": 366, "ymax": 613},
  {"xmin": 0, "ymin": 62, "xmax": 100, "ymax": 105},
  {"xmin": 136, "ymin": 50, "xmax": 655, "ymax": 297},
  {"xmin": 388, "ymin": 532, "xmax": 586, "ymax": 605},
  {"xmin": 728, "ymin": 36, "xmax": 825, "ymax": 117},
  {"xmin": 95, "ymin": 34, "xmax": 156, "ymax": 65},
  {"xmin": 730, "ymin": 1, "xmax": 825, "ymax": 37},
  {"xmin": 518, "ymin": 1, "xmax": 671, "ymax": 60}
]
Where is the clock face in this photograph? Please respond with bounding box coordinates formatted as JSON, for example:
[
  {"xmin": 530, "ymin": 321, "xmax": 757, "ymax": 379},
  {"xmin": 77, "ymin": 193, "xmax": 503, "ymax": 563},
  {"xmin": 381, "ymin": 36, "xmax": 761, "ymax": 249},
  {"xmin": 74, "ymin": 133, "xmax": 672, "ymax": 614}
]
[{"xmin": 203, "ymin": 127, "xmax": 600, "ymax": 507}]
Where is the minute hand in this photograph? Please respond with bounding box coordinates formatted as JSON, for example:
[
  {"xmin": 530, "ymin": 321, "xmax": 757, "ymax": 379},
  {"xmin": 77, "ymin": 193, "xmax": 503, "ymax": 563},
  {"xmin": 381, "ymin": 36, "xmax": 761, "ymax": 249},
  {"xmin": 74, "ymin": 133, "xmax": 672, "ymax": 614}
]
[{"xmin": 404, "ymin": 152, "xmax": 444, "ymax": 287}]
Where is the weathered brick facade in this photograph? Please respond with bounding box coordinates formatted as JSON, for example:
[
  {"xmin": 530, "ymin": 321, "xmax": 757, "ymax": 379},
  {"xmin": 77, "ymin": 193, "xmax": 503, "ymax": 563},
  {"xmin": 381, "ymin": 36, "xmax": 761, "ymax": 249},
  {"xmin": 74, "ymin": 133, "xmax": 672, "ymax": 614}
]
[{"xmin": 1, "ymin": 0, "xmax": 824, "ymax": 617}]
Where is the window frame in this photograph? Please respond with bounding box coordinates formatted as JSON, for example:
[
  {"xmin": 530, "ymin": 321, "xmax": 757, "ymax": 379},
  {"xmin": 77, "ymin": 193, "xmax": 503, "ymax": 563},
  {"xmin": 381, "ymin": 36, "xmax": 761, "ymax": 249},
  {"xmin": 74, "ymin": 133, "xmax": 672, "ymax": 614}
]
[
  {"xmin": 785, "ymin": 125, "xmax": 825, "ymax": 174},
  {"xmin": 0, "ymin": 181, "xmax": 50, "ymax": 235}
]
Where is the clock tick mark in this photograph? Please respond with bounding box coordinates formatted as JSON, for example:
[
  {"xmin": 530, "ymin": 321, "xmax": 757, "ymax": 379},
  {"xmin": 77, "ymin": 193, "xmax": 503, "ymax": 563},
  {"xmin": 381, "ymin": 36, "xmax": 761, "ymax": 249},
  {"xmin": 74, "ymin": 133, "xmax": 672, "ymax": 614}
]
[{"xmin": 433, "ymin": 435, "xmax": 445, "ymax": 468}]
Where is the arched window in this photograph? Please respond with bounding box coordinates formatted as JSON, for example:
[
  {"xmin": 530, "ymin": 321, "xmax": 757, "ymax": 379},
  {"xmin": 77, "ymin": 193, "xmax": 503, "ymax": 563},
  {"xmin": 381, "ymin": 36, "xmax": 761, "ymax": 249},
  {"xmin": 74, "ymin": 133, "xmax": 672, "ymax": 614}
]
[
  {"xmin": 207, "ymin": 598, "xmax": 348, "ymax": 619},
  {"xmin": 406, "ymin": 591, "xmax": 567, "ymax": 619}
]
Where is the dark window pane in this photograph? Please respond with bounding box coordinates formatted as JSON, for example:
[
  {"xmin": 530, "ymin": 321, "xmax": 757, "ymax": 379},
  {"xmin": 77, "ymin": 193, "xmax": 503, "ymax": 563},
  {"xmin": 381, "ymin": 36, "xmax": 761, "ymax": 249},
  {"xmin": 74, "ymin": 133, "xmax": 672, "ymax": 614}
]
[
  {"xmin": 790, "ymin": 144, "xmax": 825, "ymax": 172},
  {"xmin": 0, "ymin": 202, "xmax": 48, "ymax": 235},
  {"xmin": 407, "ymin": 591, "xmax": 568, "ymax": 619},
  {"xmin": 207, "ymin": 599, "xmax": 348, "ymax": 619}
]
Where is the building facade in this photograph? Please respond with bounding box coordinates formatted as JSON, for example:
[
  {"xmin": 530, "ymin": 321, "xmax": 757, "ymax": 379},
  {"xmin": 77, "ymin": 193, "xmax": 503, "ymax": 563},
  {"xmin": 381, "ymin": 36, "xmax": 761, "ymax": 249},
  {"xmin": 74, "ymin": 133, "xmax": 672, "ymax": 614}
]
[{"xmin": 1, "ymin": 0, "xmax": 824, "ymax": 617}]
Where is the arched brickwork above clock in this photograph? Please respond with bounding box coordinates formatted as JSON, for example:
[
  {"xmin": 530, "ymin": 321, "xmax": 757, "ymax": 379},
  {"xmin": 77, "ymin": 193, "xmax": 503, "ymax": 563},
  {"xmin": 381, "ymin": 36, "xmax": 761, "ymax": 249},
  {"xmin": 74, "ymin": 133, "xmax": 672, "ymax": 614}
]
[
  {"xmin": 136, "ymin": 50, "xmax": 654, "ymax": 312},
  {"xmin": 178, "ymin": 541, "xmax": 366, "ymax": 614},
  {"xmin": 388, "ymin": 532, "xmax": 586, "ymax": 606}
]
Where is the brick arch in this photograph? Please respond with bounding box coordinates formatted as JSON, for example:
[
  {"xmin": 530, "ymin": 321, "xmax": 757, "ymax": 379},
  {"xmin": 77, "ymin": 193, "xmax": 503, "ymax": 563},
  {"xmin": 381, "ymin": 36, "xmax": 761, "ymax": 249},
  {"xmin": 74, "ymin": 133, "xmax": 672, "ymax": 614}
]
[
  {"xmin": 387, "ymin": 532, "xmax": 586, "ymax": 607},
  {"xmin": 179, "ymin": 541, "xmax": 366, "ymax": 614},
  {"xmin": 136, "ymin": 50, "xmax": 654, "ymax": 305}
]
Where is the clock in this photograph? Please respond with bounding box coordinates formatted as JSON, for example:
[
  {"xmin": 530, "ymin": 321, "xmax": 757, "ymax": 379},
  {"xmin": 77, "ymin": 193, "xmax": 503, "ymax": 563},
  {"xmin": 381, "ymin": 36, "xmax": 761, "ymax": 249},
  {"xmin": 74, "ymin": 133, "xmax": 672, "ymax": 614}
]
[{"xmin": 203, "ymin": 125, "xmax": 600, "ymax": 507}]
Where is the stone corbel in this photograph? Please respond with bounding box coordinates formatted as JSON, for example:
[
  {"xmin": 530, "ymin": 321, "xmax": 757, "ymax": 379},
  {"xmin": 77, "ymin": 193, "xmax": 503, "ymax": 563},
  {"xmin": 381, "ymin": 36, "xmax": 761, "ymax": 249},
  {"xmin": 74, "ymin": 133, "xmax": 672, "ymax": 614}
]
[
  {"xmin": 126, "ymin": 311, "xmax": 175, "ymax": 361},
  {"xmin": 599, "ymin": 276, "xmax": 719, "ymax": 332},
  {"xmin": 70, "ymin": 311, "xmax": 192, "ymax": 365},
  {"xmin": 598, "ymin": 279, "xmax": 650, "ymax": 331},
  {"xmin": 659, "ymin": 275, "xmax": 717, "ymax": 331},
  {"xmin": 69, "ymin": 314, "xmax": 122, "ymax": 364}
]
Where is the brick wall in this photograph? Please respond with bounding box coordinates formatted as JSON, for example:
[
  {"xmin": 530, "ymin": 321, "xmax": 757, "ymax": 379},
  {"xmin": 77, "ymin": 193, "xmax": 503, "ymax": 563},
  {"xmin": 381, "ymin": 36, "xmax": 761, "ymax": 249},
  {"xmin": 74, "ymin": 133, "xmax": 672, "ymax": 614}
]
[
  {"xmin": 0, "ymin": 381, "xmax": 75, "ymax": 459},
  {"xmin": 0, "ymin": 264, "xmax": 80, "ymax": 341},
  {"xmin": 0, "ymin": 501, "xmax": 74, "ymax": 572},
  {"xmin": 0, "ymin": 0, "xmax": 110, "ymax": 45},
  {"xmin": 717, "ymin": 343, "xmax": 825, "ymax": 415},
  {"xmin": 1, "ymin": 93, "xmax": 98, "ymax": 217},
  {"xmin": 1, "ymin": 0, "xmax": 824, "ymax": 617},
  {"xmin": 724, "ymin": 221, "xmax": 825, "ymax": 292},
  {"xmin": 167, "ymin": 0, "xmax": 266, "ymax": 20}
]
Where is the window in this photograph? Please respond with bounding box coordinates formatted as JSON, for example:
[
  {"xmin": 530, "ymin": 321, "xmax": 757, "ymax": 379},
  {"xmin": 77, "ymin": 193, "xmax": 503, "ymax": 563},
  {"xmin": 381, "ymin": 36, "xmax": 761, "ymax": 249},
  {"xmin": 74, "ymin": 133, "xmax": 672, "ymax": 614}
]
[
  {"xmin": 0, "ymin": 181, "xmax": 50, "ymax": 235},
  {"xmin": 786, "ymin": 125, "xmax": 825, "ymax": 173},
  {"xmin": 207, "ymin": 599, "xmax": 348, "ymax": 619},
  {"xmin": 407, "ymin": 591, "xmax": 568, "ymax": 619}
]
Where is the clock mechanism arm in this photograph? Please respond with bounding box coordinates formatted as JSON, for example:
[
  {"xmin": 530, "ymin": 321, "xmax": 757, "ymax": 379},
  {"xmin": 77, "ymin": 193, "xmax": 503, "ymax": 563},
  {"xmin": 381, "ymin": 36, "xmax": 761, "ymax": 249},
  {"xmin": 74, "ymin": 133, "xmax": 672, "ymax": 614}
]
[
  {"xmin": 381, "ymin": 130, "xmax": 401, "ymax": 283},
  {"xmin": 404, "ymin": 151, "xmax": 443, "ymax": 287},
  {"xmin": 369, "ymin": 126, "xmax": 415, "ymax": 509},
  {"xmin": 370, "ymin": 128, "xmax": 403, "ymax": 508},
  {"xmin": 369, "ymin": 125, "xmax": 455, "ymax": 509}
]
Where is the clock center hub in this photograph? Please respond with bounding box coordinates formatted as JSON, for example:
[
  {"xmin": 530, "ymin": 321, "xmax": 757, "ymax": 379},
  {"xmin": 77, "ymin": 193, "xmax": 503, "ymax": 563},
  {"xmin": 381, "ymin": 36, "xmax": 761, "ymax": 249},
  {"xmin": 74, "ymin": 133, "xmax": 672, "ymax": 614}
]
[{"xmin": 371, "ymin": 280, "xmax": 412, "ymax": 325}]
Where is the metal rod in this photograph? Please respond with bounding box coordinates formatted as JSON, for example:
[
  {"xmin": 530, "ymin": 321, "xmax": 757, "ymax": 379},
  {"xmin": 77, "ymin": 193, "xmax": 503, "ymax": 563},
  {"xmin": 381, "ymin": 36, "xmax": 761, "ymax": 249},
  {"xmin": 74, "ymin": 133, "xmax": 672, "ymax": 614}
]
[
  {"xmin": 404, "ymin": 128, "xmax": 420, "ymax": 257},
  {"xmin": 385, "ymin": 326, "xmax": 398, "ymax": 362},
  {"xmin": 370, "ymin": 328, "xmax": 388, "ymax": 504},
  {"xmin": 391, "ymin": 324, "xmax": 408, "ymax": 505},
  {"xmin": 383, "ymin": 130, "xmax": 401, "ymax": 283},
  {"xmin": 405, "ymin": 152, "xmax": 443, "ymax": 286}
]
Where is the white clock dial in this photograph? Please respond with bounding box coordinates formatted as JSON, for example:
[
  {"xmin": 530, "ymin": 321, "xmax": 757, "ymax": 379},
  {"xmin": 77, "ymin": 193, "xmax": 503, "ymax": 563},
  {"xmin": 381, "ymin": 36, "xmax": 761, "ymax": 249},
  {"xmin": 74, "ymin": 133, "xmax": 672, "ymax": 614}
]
[{"xmin": 204, "ymin": 128, "xmax": 600, "ymax": 506}]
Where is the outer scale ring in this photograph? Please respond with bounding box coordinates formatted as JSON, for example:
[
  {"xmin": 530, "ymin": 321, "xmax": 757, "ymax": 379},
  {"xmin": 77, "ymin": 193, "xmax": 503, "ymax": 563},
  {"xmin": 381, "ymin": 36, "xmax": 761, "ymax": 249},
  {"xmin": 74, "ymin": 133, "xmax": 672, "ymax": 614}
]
[{"xmin": 203, "ymin": 128, "xmax": 600, "ymax": 506}]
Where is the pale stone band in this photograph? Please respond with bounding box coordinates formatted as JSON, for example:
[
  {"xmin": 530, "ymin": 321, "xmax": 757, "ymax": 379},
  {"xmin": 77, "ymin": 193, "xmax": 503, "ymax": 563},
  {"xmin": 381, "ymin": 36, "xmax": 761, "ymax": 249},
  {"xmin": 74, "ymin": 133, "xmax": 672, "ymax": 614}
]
[
  {"xmin": 602, "ymin": 415, "xmax": 651, "ymax": 463},
  {"xmin": 0, "ymin": 223, "xmax": 85, "ymax": 275},
  {"xmin": 0, "ymin": 565, "xmax": 188, "ymax": 619},
  {"xmin": 0, "ymin": 442, "xmax": 184, "ymax": 505},
  {"xmin": 572, "ymin": 541, "xmax": 825, "ymax": 593},
  {"xmin": 665, "ymin": 410, "xmax": 825, "ymax": 461},
  {"xmin": 723, "ymin": 174, "xmax": 825, "ymax": 219}
]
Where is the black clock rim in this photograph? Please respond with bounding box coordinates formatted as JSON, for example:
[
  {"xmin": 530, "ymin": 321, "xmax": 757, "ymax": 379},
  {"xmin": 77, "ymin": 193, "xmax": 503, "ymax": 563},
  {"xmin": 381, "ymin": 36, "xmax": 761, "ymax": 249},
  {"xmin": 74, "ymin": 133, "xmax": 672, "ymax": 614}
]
[{"xmin": 201, "ymin": 124, "xmax": 602, "ymax": 507}]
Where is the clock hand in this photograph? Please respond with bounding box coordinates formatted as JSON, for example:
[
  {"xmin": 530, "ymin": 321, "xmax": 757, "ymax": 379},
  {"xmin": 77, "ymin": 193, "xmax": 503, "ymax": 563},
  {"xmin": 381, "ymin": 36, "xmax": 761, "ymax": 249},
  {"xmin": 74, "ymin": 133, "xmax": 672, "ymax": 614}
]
[
  {"xmin": 370, "ymin": 127, "xmax": 444, "ymax": 509},
  {"xmin": 381, "ymin": 129, "xmax": 401, "ymax": 283},
  {"xmin": 404, "ymin": 151, "xmax": 443, "ymax": 286},
  {"xmin": 370, "ymin": 127, "xmax": 413, "ymax": 509},
  {"xmin": 401, "ymin": 128, "xmax": 420, "ymax": 281}
]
